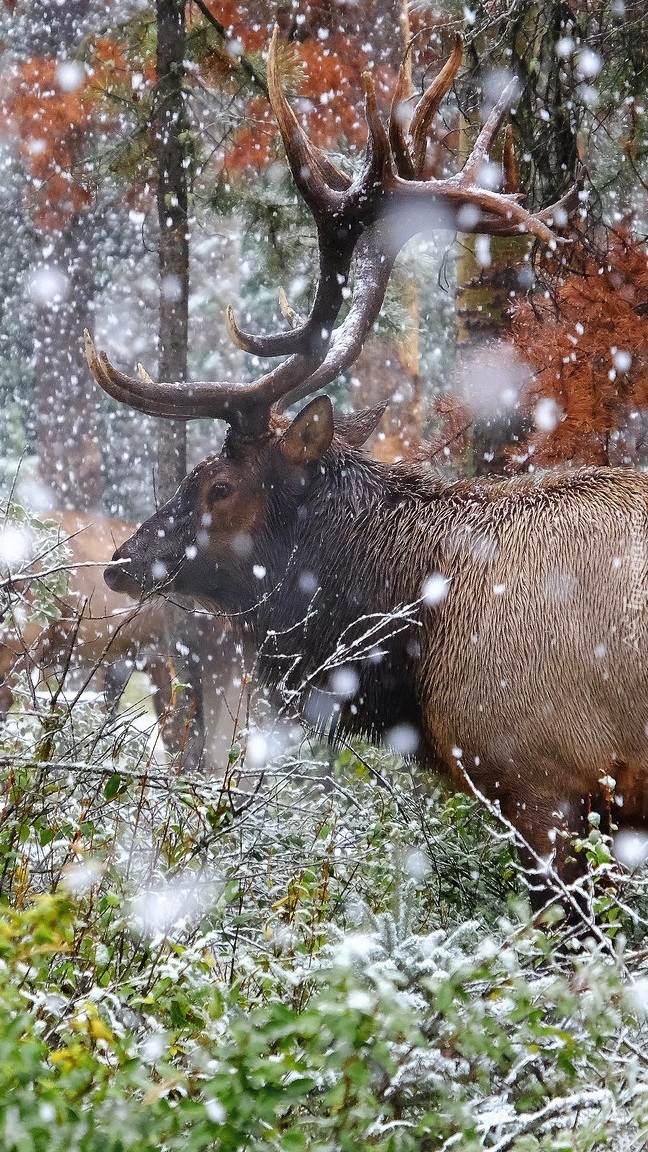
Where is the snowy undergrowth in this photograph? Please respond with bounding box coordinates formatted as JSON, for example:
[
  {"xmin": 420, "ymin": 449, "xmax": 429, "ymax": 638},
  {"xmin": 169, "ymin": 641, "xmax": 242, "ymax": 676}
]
[{"xmin": 2, "ymin": 510, "xmax": 648, "ymax": 1149}]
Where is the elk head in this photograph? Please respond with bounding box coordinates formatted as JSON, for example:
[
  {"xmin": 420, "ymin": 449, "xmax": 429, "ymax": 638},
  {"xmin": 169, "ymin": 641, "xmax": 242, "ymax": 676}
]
[
  {"xmin": 87, "ymin": 28, "xmax": 580, "ymax": 613},
  {"xmin": 99, "ymin": 395, "xmax": 387, "ymax": 615}
]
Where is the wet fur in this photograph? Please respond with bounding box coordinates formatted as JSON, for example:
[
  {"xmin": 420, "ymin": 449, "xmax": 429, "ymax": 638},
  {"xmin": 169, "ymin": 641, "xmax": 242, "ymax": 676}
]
[
  {"xmin": 250, "ymin": 447, "xmax": 648, "ymax": 876},
  {"xmin": 109, "ymin": 427, "xmax": 648, "ymax": 892}
]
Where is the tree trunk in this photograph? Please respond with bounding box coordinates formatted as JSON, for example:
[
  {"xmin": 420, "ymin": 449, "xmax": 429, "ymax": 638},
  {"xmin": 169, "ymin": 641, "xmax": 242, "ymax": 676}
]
[
  {"xmin": 155, "ymin": 0, "xmax": 189, "ymax": 497},
  {"xmin": 24, "ymin": 0, "xmax": 104, "ymax": 510},
  {"xmin": 455, "ymin": 230, "xmax": 533, "ymax": 475},
  {"xmin": 33, "ymin": 215, "xmax": 103, "ymax": 509},
  {"xmin": 154, "ymin": 0, "xmax": 204, "ymax": 771},
  {"xmin": 453, "ymin": 1, "xmax": 584, "ymax": 476}
]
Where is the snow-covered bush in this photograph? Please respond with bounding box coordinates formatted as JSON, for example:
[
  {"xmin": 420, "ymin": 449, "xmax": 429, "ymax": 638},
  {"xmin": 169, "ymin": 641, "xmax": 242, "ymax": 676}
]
[{"xmin": 2, "ymin": 508, "xmax": 648, "ymax": 1149}]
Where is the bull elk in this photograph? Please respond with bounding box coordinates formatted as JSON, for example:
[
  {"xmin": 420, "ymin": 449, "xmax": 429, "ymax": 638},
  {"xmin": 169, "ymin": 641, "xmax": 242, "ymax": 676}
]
[{"xmin": 83, "ymin": 30, "xmax": 640, "ymax": 909}]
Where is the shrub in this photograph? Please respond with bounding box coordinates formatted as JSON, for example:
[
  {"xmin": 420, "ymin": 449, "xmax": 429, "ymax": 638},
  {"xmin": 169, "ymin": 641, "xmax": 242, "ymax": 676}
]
[{"xmin": 1, "ymin": 506, "xmax": 648, "ymax": 1149}]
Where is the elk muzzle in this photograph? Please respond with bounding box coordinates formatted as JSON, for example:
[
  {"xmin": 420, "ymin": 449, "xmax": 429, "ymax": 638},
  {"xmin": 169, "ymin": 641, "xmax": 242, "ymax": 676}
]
[
  {"xmin": 102, "ymin": 487, "xmax": 199, "ymax": 600},
  {"xmin": 104, "ymin": 546, "xmax": 143, "ymax": 599}
]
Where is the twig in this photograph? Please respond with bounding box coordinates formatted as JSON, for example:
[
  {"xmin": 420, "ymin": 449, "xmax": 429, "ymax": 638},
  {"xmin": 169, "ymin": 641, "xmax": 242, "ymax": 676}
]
[
  {"xmin": 454, "ymin": 758, "xmax": 620, "ymax": 960},
  {"xmin": 189, "ymin": 0, "xmax": 269, "ymax": 98}
]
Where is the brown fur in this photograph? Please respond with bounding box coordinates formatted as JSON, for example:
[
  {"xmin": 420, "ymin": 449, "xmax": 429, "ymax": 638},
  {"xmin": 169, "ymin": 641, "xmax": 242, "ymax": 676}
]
[{"xmin": 104, "ymin": 404, "xmax": 648, "ymax": 899}]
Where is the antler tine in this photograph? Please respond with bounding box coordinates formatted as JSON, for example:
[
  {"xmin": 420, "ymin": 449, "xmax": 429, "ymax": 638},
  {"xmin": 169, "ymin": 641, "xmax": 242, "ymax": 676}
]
[
  {"xmin": 137, "ymin": 362, "xmax": 156, "ymax": 385},
  {"xmin": 241, "ymin": 29, "xmax": 431, "ymax": 367},
  {"xmin": 225, "ymin": 24, "xmax": 355, "ymax": 360},
  {"xmin": 389, "ymin": 42, "xmax": 416, "ymax": 180},
  {"xmin": 361, "ymin": 70, "xmax": 394, "ymax": 180},
  {"xmin": 279, "ymin": 287, "xmax": 303, "ymax": 328},
  {"xmin": 225, "ymin": 305, "xmax": 254, "ymax": 352},
  {"xmin": 410, "ymin": 33, "xmax": 463, "ymax": 178},
  {"xmin": 389, "ymin": 34, "xmax": 464, "ymax": 182},
  {"xmin": 226, "ymin": 265, "xmax": 352, "ymax": 360},
  {"xmin": 85, "ymin": 331, "xmax": 188, "ymax": 419},
  {"xmin": 393, "ymin": 174, "xmax": 564, "ymax": 245},
  {"xmin": 390, "ymin": 72, "xmax": 575, "ymax": 246},
  {"xmin": 276, "ymin": 230, "xmax": 396, "ymax": 411},
  {"xmin": 460, "ymin": 78, "xmax": 518, "ymax": 181},
  {"xmin": 266, "ymin": 24, "xmax": 350, "ymax": 202},
  {"xmin": 237, "ymin": 32, "xmax": 418, "ymax": 368},
  {"xmin": 229, "ymin": 42, "xmax": 394, "ymax": 364}
]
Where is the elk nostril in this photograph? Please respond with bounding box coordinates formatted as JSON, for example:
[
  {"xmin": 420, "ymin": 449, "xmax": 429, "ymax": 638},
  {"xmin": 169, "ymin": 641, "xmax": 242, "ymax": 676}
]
[
  {"xmin": 103, "ymin": 554, "xmax": 132, "ymax": 592},
  {"xmin": 103, "ymin": 564, "xmax": 121, "ymax": 591}
]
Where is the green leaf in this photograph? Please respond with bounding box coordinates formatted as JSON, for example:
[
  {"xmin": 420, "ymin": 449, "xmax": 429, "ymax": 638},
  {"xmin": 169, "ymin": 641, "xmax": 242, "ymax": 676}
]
[{"xmin": 104, "ymin": 773, "xmax": 122, "ymax": 800}]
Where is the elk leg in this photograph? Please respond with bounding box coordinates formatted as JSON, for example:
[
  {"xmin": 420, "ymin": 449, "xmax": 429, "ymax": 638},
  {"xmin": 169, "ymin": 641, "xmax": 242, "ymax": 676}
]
[{"xmin": 498, "ymin": 791, "xmax": 594, "ymax": 918}]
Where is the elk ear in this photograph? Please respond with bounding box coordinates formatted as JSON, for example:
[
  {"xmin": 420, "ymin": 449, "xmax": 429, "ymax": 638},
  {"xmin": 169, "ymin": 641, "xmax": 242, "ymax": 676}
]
[
  {"xmin": 334, "ymin": 403, "xmax": 386, "ymax": 448},
  {"xmin": 280, "ymin": 396, "xmax": 334, "ymax": 465}
]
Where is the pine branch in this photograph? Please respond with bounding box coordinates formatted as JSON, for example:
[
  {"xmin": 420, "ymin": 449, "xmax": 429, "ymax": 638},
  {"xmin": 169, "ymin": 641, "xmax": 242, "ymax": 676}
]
[{"xmin": 190, "ymin": 0, "xmax": 269, "ymax": 99}]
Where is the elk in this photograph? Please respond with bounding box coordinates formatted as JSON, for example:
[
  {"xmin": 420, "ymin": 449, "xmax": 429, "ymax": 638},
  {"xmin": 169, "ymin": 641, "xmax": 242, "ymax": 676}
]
[{"xmin": 83, "ymin": 29, "xmax": 644, "ymax": 907}]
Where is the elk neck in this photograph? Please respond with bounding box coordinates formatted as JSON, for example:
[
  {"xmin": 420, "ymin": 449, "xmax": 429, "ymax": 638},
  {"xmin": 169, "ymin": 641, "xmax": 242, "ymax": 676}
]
[{"xmin": 248, "ymin": 442, "xmax": 448, "ymax": 746}]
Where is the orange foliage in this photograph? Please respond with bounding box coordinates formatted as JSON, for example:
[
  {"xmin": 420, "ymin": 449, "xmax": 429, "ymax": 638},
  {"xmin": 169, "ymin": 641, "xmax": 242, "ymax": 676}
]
[
  {"xmin": 296, "ymin": 36, "xmax": 393, "ymax": 151},
  {"xmin": 205, "ymin": 0, "xmax": 267, "ymax": 53},
  {"xmin": 5, "ymin": 36, "xmax": 153, "ymax": 230},
  {"xmin": 8, "ymin": 58, "xmax": 94, "ymax": 230},
  {"xmin": 6, "ymin": 2, "xmax": 441, "ymax": 225},
  {"xmin": 194, "ymin": 0, "xmax": 398, "ymax": 172},
  {"xmin": 91, "ymin": 35, "xmax": 154, "ymax": 89},
  {"xmin": 510, "ymin": 233, "xmax": 648, "ymax": 466}
]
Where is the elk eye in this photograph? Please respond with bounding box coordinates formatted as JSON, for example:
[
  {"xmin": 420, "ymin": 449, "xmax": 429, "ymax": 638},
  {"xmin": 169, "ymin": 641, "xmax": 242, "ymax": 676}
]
[{"xmin": 208, "ymin": 481, "xmax": 232, "ymax": 503}]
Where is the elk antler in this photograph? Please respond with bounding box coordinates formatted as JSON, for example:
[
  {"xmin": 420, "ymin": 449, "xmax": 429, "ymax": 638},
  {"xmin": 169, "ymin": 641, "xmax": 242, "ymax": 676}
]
[
  {"xmin": 86, "ymin": 28, "xmax": 582, "ymax": 431},
  {"xmin": 83, "ymin": 327, "xmax": 326, "ymax": 435},
  {"xmin": 389, "ymin": 33, "xmax": 464, "ymax": 180}
]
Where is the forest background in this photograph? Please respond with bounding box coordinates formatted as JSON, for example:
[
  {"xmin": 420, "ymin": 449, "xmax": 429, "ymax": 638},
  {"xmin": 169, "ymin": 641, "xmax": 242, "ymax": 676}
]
[{"xmin": 1, "ymin": 1, "xmax": 648, "ymax": 1149}]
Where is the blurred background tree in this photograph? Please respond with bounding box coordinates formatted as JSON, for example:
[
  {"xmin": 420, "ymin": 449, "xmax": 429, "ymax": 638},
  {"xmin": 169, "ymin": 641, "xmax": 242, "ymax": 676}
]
[{"xmin": 433, "ymin": 0, "xmax": 648, "ymax": 473}]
